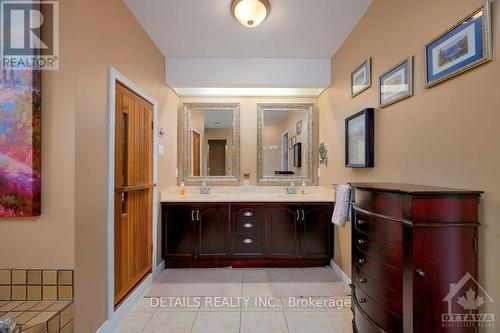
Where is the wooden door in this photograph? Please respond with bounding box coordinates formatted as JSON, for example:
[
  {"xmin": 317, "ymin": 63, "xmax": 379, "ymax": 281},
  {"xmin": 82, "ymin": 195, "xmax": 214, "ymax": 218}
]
[
  {"xmin": 164, "ymin": 204, "xmax": 196, "ymax": 258},
  {"xmin": 197, "ymin": 205, "xmax": 230, "ymax": 258},
  {"xmin": 266, "ymin": 204, "xmax": 300, "ymax": 257},
  {"xmin": 300, "ymin": 204, "xmax": 332, "ymax": 258},
  {"xmin": 208, "ymin": 140, "xmax": 226, "ymax": 176},
  {"xmin": 114, "ymin": 83, "xmax": 153, "ymax": 306},
  {"xmin": 191, "ymin": 131, "xmax": 201, "ymax": 176}
]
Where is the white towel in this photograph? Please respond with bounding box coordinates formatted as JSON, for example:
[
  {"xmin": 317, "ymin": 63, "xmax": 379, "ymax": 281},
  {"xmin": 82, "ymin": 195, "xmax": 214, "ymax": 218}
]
[{"xmin": 331, "ymin": 184, "xmax": 351, "ymax": 227}]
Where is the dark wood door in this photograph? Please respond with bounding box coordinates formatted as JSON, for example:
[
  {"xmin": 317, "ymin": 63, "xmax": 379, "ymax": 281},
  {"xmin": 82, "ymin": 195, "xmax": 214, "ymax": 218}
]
[
  {"xmin": 300, "ymin": 204, "xmax": 332, "ymax": 258},
  {"xmin": 208, "ymin": 140, "xmax": 226, "ymax": 176},
  {"xmin": 165, "ymin": 205, "xmax": 195, "ymax": 258},
  {"xmin": 197, "ymin": 205, "xmax": 230, "ymax": 258},
  {"xmin": 267, "ymin": 204, "xmax": 300, "ymax": 257},
  {"xmin": 191, "ymin": 131, "xmax": 200, "ymax": 176},
  {"xmin": 114, "ymin": 83, "xmax": 153, "ymax": 306}
]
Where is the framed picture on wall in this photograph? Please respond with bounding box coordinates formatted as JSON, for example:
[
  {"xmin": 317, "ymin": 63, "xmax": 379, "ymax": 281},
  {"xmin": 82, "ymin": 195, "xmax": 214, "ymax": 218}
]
[
  {"xmin": 379, "ymin": 56, "xmax": 413, "ymax": 108},
  {"xmin": 345, "ymin": 108, "xmax": 374, "ymax": 168},
  {"xmin": 424, "ymin": 2, "xmax": 492, "ymax": 88},
  {"xmin": 351, "ymin": 58, "xmax": 371, "ymax": 97},
  {"xmin": 296, "ymin": 120, "xmax": 302, "ymax": 135}
]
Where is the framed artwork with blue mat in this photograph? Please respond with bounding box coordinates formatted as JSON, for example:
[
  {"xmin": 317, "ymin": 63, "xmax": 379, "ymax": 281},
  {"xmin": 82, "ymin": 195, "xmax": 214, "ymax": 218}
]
[{"xmin": 425, "ymin": 2, "xmax": 492, "ymax": 88}]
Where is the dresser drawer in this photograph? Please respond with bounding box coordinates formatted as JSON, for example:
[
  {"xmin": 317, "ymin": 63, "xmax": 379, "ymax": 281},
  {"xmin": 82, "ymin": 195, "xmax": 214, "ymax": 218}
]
[
  {"xmin": 354, "ymin": 230, "xmax": 402, "ymax": 268},
  {"xmin": 354, "ymin": 250, "xmax": 402, "ymax": 291},
  {"xmin": 354, "ymin": 286, "xmax": 402, "ymax": 332},
  {"xmin": 354, "ymin": 189, "xmax": 403, "ymax": 218},
  {"xmin": 355, "ymin": 266, "xmax": 402, "ymax": 315},
  {"xmin": 354, "ymin": 211, "xmax": 402, "ymax": 245},
  {"xmin": 354, "ymin": 303, "xmax": 382, "ymax": 333}
]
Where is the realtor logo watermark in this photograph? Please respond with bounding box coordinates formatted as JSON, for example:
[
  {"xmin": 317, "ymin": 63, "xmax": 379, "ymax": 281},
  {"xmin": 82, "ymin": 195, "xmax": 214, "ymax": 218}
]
[
  {"xmin": 442, "ymin": 272, "xmax": 495, "ymax": 328},
  {"xmin": 1, "ymin": 0, "xmax": 59, "ymax": 70}
]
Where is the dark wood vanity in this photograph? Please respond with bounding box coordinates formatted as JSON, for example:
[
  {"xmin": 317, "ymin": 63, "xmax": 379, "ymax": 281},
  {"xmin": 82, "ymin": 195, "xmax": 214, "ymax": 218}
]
[
  {"xmin": 350, "ymin": 183, "xmax": 483, "ymax": 333},
  {"xmin": 162, "ymin": 202, "xmax": 333, "ymax": 267}
]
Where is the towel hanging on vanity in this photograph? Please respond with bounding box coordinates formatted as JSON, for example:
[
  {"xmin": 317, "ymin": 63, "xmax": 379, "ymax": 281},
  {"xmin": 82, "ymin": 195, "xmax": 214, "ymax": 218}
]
[{"xmin": 331, "ymin": 184, "xmax": 351, "ymax": 227}]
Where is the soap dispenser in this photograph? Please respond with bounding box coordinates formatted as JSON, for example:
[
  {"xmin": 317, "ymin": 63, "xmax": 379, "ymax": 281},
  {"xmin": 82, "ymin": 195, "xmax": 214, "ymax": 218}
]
[
  {"xmin": 300, "ymin": 182, "xmax": 306, "ymax": 195},
  {"xmin": 179, "ymin": 182, "xmax": 186, "ymax": 196}
]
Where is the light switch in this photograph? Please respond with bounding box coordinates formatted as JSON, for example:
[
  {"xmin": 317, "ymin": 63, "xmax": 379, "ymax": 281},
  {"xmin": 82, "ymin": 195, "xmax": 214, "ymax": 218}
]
[{"xmin": 158, "ymin": 144, "xmax": 165, "ymax": 156}]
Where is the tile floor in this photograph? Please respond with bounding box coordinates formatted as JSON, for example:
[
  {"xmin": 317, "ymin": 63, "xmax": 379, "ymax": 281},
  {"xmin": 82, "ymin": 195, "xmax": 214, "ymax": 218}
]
[{"xmin": 114, "ymin": 267, "xmax": 353, "ymax": 333}]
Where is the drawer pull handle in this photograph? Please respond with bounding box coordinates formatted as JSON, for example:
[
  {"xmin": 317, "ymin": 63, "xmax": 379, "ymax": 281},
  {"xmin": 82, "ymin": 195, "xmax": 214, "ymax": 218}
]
[
  {"xmin": 358, "ymin": 298, "xmax": 367, "ymax": 303},
  {"xmin": 357, "ymin": 219, "xmax": 366, "ymax": 226},
  {"xmin": 243, "ymin": 211, "xmax": 253, "ymax": 217},
  {"xmin": 416, "ymin": 269, "xmax": 426, "ymax": 277},
  {"xmin": 357, "ymin": 258, "xmax": 365, "ymax": 265},
  {"xmin": 358, "ymin": 278, "xmax": 366, "ymax": 283},
  {"xmin": 243, "ymin": 223, "xmax": 253, "ymax": 228},
  {"xmin": 357, "ymin": 239, "xmax": 366, "ymax": 245},
  {"xmin": 243, "ymin": 239, "xmax": 253, "ymax": 244}
]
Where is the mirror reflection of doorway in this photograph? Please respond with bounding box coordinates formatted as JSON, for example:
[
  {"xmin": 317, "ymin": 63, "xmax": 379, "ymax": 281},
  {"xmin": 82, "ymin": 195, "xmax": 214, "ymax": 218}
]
[
  {"xmin": 281, "ymin": 131, "xmax": 289, "ymax": 171},
  {"xmin": 208, "ymin": 139, "xmax": 226, "ymax": 176},
  {"xmin": 191, "ymin": 130, "xmax": 201, "ymax": 176}
]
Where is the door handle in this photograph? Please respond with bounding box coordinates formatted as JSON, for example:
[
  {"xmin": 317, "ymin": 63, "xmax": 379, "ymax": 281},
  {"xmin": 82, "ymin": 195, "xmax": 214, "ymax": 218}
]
[
  {"xmin": 197, "ymin": 210, "xmax": 200, "ymax": 221},
  {"xmin": 296, "ymin": 210, "xmax": 299, "ymax": 221},
  {"xmin": 191, "ymin": 210, "xmax": 194, "ymax": 221},
  {"xmin": 302, "ymin": 209, "xmax": 305, "ymax": 221}
]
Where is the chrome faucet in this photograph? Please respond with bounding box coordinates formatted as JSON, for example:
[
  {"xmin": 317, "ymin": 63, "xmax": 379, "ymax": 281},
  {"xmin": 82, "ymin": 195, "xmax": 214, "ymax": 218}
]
[
  {"xmin": 200, "ymin": 182, "xmax": 211, "ymax": 195},
  {"xmin": 286, "ymin": 182, "xmax": 297, "ymax": 194}
]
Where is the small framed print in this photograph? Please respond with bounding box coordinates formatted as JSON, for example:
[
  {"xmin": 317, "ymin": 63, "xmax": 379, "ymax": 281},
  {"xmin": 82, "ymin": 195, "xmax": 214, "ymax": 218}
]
[
  {"xmin": 345, "ymin": 108, "xmax": 374, "ymax": 168},
  {"xmin": 379, "ymin": 56, "xmax": 413, "ymax": 108},
  {"xmin": 425, "ymin": 2, "xmax": 492, "ymax": 88},
  {"xmin": 351, "ymin": 58, "xmax": 371, "ymax": 97},
  {"xmin": 296, "ymin": 120, "xmax": 302, "ymax": 135}
]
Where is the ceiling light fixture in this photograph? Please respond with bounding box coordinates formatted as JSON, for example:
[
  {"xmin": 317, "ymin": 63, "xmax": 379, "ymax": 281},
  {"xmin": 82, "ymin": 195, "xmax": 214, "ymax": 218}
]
[{"xmin": 231, "ymin": 0, "xmax": 270, "ymax": 28}]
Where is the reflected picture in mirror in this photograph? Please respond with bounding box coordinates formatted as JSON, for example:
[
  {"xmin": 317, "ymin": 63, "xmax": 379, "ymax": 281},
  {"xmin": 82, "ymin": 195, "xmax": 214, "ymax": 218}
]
[
  {"xmin": 257, "ymin": 103, "xmax": 315, "ymax": 184},
  {"xmin": 183, "ymin": 103, "xmax": 240, "ymax": 184}
]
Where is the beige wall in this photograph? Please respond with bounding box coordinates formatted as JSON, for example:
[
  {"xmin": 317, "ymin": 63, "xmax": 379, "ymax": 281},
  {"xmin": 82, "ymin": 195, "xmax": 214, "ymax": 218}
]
[
  {"xmin": 178, "ymin": 96, "xmax": 319, "ymax": 185},
  {"xmin": 318, "ymin": 0, "xmax": 500, "ymax": 324},
  {"xmin": 0, "ymin": 0, "xmax": 76, "ymax": 269},
  {"xmin": 74, "ymin": 0, "xmax": 178, "ymax": 332}
]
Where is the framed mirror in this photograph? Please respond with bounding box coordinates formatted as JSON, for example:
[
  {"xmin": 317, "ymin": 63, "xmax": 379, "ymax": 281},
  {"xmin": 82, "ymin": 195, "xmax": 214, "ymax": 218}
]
[
  {"xmin": 257, "ymin": 103, "xmax": 315, "ymax": 185},
  {"xmin": 183, "ymin": 103, "xmax": 240, "ymax": 184}
]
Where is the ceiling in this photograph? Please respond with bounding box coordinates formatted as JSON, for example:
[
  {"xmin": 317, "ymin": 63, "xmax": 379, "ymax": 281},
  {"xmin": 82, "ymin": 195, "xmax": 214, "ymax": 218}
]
[
  {"xmin": 203, "ymin": 110, "xmax": 234, "ymax": 129},
  {"xmin": 123, "ymin": 0, "xmax": 372, "ymax": 59}
]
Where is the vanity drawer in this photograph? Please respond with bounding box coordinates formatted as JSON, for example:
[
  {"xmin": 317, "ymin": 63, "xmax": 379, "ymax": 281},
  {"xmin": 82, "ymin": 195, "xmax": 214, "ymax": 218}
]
[
  {"xmin": 354, "ymin": 211, "xmax": 402, "ymax": 245},
  {"xmin": 355, "ymin": 266, "xmax": 402, "ymax": 315},
  {"xmin": 354, "ymin": 287, "xmax": 403, "ymax": 333},
  {"xmin": 234, "ymin": 233, "xmax": 264, "ymax": 255},
  {"xmin": 354, "ymin": 249, "xmax": 402, "ymax": 291},
  {"xmin": 354, "ymin": 229, "xmax": 402, "ymax": 268}
]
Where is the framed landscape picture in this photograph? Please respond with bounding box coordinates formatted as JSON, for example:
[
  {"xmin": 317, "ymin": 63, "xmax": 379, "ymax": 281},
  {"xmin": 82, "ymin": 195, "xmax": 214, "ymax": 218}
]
[
  {"xmin": 425, "ymin": 2, "xmax": 492, "ymax": 88},
  {"xmin": 345, "ymin": 108, "xmax": 374, "ymax": 168},
  {"xmin": 351, "ymin": 58, "xmax": 371, "ymax": 97},
  {"xmin": 379, "ymin": 56, "xmax": 413, "ymax": 108}
]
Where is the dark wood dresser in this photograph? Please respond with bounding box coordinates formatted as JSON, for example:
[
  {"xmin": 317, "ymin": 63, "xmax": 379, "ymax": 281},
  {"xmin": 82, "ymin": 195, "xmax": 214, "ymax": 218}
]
[{"xmin": 350, "ymin": 183, "xmax": 482, "ymax": 333}]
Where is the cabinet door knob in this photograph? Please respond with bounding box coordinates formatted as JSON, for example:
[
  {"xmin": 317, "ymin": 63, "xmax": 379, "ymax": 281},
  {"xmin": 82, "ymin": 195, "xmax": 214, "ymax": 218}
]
[
  {"xmin": 357, "ymin": 219, "xmax": 366, "ymax": 226},
  {"xmin": 296, "ymin": 210, "xmax": 300, "ymax": 221},
  {"xmin": 358, "ymin": 278, "xmax": 367, "ymax": 283},
  {"xmin": 357, "ymin": 258, "xmax": 366, "ymax": 265},
  {"xmin": 358, "ymin": 298, "xmax": 367, "ymax": 303},
  {"xmin": 243, "ymin": 211, "xmax": 253, "ymax": 217},
  {"xmin": 191, "ymin": 210, "xmax": 194, "ymax": 221},
  {"xmin": 243, "ymin": 238, "xmax": 253, "ymax": 244},
  {"xmin": 302, "ymin": 209, "xmax": 305, "ymax": 221},
  {"xmin": 357, "ymin": 239, "xmax": 366, "ymax": 245},
  {"xmin": 243, "ymin": 223, "xmax": 253, "ymax": 228},
  {"xmin": 416, "ymin": 269, "xmax": 425, "ymax": 277}
]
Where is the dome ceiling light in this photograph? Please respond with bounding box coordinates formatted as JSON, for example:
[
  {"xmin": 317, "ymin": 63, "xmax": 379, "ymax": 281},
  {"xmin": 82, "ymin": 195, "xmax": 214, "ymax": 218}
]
[{"xmin": 231, "ymin": 0, "xmax": 270, "ymax": 28}]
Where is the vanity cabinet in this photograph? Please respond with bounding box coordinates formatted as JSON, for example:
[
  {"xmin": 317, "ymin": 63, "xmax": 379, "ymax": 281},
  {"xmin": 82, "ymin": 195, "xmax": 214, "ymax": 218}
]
[{"xmin": 162, "ymin": 202, "xmax": 333, "ymax": 267}]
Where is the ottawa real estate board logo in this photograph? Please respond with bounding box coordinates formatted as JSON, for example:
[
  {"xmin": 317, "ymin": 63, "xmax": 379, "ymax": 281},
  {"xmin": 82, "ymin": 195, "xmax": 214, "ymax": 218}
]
[
  {"xmin": 1, "ymin": 0, "xmax": 59, "ymax": 70},
  {"xmin": 442, "ymin": 272, "xmax": 495, "ymax": 328}
]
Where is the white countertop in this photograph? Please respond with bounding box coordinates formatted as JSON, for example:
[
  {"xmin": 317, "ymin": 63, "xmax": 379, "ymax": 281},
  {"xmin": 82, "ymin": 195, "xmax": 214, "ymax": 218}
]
[{"xmin": 161, "ymin": 186, "xmax": 335, "ymax": 203}]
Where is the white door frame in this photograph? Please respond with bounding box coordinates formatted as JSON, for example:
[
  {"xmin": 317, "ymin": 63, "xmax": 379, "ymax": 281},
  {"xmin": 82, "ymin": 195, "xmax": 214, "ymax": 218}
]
[{"xmin": 106, "ymin": 67, "xmax": 159, "ymax": 320}]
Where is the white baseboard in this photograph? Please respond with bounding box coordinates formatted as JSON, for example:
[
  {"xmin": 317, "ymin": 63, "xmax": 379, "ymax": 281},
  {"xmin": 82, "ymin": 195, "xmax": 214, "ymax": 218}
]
[
  {"xmin": 96, "ymin": 261, "xmax": 165, "ymax": 333},
  {"xmin": 329, "ymin": 259, "xmax": 351, "ymax": 285}
]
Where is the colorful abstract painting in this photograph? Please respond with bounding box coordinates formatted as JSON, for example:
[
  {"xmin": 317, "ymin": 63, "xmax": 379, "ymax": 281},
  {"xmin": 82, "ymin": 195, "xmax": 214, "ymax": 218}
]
[{"xmin": 0, "ymin": 68, "xmax": 41, "ymax": 217}]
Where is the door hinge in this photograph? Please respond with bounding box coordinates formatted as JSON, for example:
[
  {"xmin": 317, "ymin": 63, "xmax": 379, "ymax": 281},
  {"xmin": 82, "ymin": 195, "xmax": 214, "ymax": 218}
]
[{"xmin": 473, "ymin": 238, "xmax": 478, "ymax": 253}]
